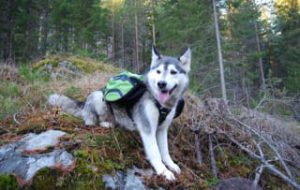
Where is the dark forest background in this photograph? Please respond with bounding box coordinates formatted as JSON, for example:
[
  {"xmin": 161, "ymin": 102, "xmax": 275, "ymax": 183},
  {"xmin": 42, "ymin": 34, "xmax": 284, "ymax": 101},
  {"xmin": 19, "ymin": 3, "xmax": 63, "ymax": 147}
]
[{"xmin": 0, "ymin": 0, "xmax": 299, "ymax": 117}]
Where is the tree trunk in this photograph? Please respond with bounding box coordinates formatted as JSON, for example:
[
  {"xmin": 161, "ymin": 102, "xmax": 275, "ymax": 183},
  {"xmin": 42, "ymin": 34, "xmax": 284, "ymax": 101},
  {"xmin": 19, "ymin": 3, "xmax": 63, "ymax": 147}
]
[
  {"xmin": 212, "ymin": 0, "xmax": 227, "ymax": 102},
  {"xmin": 121, "ymin": 18, "xmax": 125, "ymax": 68},
  {"xmin": 151, "ymin": 0, "xmax": 156, "ymax": 45},
  {"xmin": 254, "ymin": 20, "xmax": 266, "ymax": 89},
  {"xmin": 40, "ymin": 3, "xmax": 49, "ymax": 56},
  {"xmin": 41, "ymin": 18, "xmax": 49, "ymax": 56},
  {"xmin": 111, "ymin": 13, "xmax": 115, "ymax": 62},
  {"xmin": 5, "ymin": 0, "xmax": 16, "ymax": 65},
  {"xmin": 134, "ymin": 0, "xmax": 140, "ymax": 72},
  {"xmin": 63, "ymin": 27, "xmax": 69, "ymax": 52}
]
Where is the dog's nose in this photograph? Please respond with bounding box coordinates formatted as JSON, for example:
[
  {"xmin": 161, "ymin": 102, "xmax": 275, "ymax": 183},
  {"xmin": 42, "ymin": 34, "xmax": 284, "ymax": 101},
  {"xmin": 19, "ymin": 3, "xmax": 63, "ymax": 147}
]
[{"xmin": 158, "ymin": 81, "xmax": 167, "ymax": 89}]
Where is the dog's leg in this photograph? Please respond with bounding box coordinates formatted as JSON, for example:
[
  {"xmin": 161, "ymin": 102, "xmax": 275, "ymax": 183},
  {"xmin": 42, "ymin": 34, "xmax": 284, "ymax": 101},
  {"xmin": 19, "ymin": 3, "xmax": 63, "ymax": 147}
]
[
  {"xmin": 137, "ymin": 128, "xmax": 176, "ymax": 180},
  {"xmin": 82, "ymin": 103, "xmax": 97, "ymax": 125},
  {"xmin": 135, "ymin": 100, "xmax": 175, "ymax": 180},
  {"xmin": 157, "ymin": 118, "xmax": 181, "ymax": 174}
]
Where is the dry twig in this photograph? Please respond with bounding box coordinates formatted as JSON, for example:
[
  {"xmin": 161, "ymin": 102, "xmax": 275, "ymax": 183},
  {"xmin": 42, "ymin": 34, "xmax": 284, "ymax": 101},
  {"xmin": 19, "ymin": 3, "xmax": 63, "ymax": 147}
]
[
  {"xmin": 227, "ymin": 116, "xmax": 293, "ymax": 179},
  {"xmin": 13, "ymin": 112, "xmax": 21, "ymax": 125},
  {"xmin": 224, "ymin": 133, "xmax": 300, "ymax": 189}
]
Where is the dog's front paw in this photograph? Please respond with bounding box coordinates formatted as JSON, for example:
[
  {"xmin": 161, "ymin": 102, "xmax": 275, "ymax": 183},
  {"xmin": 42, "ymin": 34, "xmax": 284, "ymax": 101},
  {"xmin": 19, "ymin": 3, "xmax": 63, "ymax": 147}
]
[
  {"xmin": 158, "ymin": 168, "xmax": 176, "ymax": 181},
  {"xmin": 167, "ymin": 162, "xmax": 181, "ymax": 174}
]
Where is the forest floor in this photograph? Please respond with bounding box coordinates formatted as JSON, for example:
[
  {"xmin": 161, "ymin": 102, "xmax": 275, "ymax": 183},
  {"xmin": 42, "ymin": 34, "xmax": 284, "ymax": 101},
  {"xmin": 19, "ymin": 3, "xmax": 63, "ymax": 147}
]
[{"xmin": 0, "ymin": 55, "xmax": 299, "ymax": 190}]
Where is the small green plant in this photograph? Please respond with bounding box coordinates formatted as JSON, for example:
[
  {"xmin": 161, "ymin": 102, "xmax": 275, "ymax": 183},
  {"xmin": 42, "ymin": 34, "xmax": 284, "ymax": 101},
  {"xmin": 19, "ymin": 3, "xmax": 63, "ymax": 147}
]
[
  {"xmin": 0, "ymin": 81, "xmax": 19, "ymax": 98},
  {"xmin": 0, "ymin": 82, "xmax": 20, "ymax": 118},
  {"xmin": 0, "ymin": 97, "xmax": 19, "ymax": 118},
  {"xmin": 204, "ymin": 176, "xmax": 219, "ymax": 188},
  {"xmin": 0, "ymin": 175, "xmax": 18, "ymax": 190},
  {"xmin": 19, "ymin": 64, "xmax": 49, "ymax": 82}
]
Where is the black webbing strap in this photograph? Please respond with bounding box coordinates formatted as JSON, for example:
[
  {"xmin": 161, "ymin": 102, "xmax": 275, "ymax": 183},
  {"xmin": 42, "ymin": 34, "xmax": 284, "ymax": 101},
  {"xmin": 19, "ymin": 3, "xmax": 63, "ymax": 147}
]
[{"xmin": 155, "ymin": 100, "xmax": 171, "ymax": 125}]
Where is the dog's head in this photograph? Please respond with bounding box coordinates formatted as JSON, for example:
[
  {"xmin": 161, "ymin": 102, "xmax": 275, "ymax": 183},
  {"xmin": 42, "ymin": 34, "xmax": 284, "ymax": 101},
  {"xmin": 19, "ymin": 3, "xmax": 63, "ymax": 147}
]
[{"xmin": 146, "ymin": 46, "xmax": 192, "ymax": 105}]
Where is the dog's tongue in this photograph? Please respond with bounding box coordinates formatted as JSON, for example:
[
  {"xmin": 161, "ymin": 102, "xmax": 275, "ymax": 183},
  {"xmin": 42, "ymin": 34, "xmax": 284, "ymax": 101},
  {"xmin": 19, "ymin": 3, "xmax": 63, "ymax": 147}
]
[{"xmin": 158, "ymin": 92, "xmax": 169, "ymax": 104}]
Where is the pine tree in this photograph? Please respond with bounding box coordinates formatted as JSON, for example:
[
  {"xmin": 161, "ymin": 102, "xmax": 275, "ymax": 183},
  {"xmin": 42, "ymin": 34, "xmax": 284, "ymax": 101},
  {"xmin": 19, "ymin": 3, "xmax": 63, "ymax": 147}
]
[
  {"xmin": 273, "ymin": 0, "xmax": 300, "ymax": 93},
  {"xmin": 155, "ymin": 0, "xmax": 217, "ymax": 93},
  {"xmin": 222, "ymin": 0, "xmax": 266, "ymax": 104}
]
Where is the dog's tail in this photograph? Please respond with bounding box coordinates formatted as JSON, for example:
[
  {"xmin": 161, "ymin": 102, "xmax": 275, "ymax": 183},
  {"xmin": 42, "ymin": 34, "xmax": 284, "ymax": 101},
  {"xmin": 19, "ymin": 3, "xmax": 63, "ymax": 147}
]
[{"xmin": 48, "ymin": 94, "xmax": 84, "ymax": 117}]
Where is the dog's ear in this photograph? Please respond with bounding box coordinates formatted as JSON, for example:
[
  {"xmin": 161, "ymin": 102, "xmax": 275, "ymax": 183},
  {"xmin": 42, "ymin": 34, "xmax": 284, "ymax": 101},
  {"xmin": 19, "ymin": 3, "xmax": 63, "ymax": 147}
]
[
  {"xmin": 179, "ymin": 48, "xmax": 191, "ymax": 73},
  {"xmin": 151, "ymin": 45, "xmax": 161, "ymax": 68}
]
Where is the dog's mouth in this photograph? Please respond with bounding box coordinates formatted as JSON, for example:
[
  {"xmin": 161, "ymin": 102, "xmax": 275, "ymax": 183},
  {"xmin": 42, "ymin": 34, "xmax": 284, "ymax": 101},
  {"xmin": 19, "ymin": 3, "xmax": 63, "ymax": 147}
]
[{"xmin": 157, "ymin": 84, "xmax": 177, "ymax": 104}]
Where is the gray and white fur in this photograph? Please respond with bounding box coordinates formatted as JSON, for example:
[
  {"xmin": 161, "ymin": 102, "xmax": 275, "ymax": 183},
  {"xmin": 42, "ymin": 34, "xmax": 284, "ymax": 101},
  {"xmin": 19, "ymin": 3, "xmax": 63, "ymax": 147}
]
[{"xmin": 48, "ymin": 46, "xmax": 192, "ymax": 180}]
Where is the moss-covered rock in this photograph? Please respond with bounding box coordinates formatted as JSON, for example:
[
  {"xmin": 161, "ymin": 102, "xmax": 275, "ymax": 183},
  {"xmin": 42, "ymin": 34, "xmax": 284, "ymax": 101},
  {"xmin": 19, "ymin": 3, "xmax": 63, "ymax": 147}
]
[{"xmin": 33, "ymin": 55, "xmax": 120, "ymax": 75}]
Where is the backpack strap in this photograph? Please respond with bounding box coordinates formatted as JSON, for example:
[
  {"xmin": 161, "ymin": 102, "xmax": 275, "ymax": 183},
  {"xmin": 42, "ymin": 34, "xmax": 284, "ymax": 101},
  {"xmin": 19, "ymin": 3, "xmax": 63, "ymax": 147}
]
[
  {"xmin": 155, "ymin": 98, "xmax": 185, "ymax": 125},
  {"xmin": 155, "ymin": 100, "xmax": 171, "ymax": 125},
  {"xmin": 174, "ymin": 99, "xmax": 185, "ymax": 119}
]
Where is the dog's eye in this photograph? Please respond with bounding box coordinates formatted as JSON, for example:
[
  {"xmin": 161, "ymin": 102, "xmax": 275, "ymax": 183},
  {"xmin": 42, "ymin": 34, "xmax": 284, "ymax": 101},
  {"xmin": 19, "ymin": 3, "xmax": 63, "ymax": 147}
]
[
  {"xmin": 156, "ymin": 70, "xmax": 161, "ymax": 74},
  {"xmin": 170, "ymin": 70, "xmax": 178, "ymax": 75}
]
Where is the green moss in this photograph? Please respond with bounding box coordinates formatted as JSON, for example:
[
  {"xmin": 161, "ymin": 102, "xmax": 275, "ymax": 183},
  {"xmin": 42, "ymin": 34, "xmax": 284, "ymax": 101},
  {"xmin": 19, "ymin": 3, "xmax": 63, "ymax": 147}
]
[
  {"xmin": 19, "ymin": 64, "xmax": 49, "ymax": 82},
  {"xmin": 63, "ymin": 86, "xmax": 83, "ymax": 100},
  {"xmin": 28, "ymin": 168, "xmax": 58, "ymax": 190},
  {"xmin": 0, "ymin": 175, "xmax": 18, "ymax": 190},
  {"xmin": 101, "ymin": 160, "xmax": 124, "ymax": 171},
  {"xmin": 74, "ymin": 150, "xmax": 89, "ymax": 159},
  {"xmin": 203, "ymin": 176, "xmax": 219, "ymax": 188},
  {"xmin": 33, "ymin": 55, "xmax": 120, "ymax": 75}
]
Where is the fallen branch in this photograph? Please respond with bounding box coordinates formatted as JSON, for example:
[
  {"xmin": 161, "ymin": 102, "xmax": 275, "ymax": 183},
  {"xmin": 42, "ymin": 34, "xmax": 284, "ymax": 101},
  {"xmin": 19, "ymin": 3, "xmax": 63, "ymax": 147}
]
[
  {"xmin": 209, "ymin": 134, "xmax": 218, "ymax": 177},
  {"xmin": 195, "ymin": 133, "xmax": 203, "ymax": 164},
  {"xmin": 225, "ymin": 116, "xmax": 293, "ymax": 179},
  {"xmin": 253, "ymin": 142, "xmax": 265, "ymax": 187},
  {"xmin": 224, "ymin": 133, "xmax": 300, "ymax": 189},
  {"xmin": 255, "ymin": 93, "xmax": 267, "ymax": 110},
  {"xmin": 253, "ymin": 165, "xmax": 264, "ymax": 188}
]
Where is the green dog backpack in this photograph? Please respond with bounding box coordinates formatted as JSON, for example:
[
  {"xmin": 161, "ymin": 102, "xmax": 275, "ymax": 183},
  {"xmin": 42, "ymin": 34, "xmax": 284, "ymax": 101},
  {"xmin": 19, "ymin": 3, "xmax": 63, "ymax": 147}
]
[{"xmin": 104, "ymin": 71, "xmax": 147, "ymax": 106}]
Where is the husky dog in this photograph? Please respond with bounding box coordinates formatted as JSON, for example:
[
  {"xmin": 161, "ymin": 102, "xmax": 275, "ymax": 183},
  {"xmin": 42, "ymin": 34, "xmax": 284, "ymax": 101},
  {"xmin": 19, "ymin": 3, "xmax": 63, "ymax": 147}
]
[{"xmin": 48, "ymin": 46, "xmax": 191, "ymax": 180}]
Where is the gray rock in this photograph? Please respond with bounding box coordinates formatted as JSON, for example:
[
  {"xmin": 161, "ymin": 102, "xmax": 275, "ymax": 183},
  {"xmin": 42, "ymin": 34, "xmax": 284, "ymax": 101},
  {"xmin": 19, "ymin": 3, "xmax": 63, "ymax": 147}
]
[
  {"xmin": 102, "ymin": 166, "xmax": 150, "ymax": 190},
  {"xmin": 18, "ymin": 130, "xmax": 66, "ymax": 153},
  {"xmin": 0, "ymin": 130, "xmax": 75, "ymax": 186},
  {"xmin": 124, "ymin": 171, "xmax": 145, "ymax": 190},
  {"xmin": 214, "ymin": 177, "xmax": 261, "ymax": 190}
]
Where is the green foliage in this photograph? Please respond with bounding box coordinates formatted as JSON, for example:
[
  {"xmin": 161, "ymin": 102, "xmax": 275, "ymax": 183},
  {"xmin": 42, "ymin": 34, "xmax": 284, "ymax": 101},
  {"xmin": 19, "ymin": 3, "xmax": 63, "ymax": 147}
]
[
  {"xmin": 221, "ymin": 0, "xmax": 266, "ymax": 101},
  {"xmin": 0, "ymin": 81, "xmax": 21, "ymax": 119},
  {"xmin": 0, "ymin": 175, "xmax": 18, "ymax": 190},
  {"xmin": 155, "ymin": 0, "xmax": 214, "ymax": 92},
  {"xmin": 204, "ymin": 176, "xmax": 219, "ymax": 188},
  {"xmin": 1, "ymin": 0, "xmax": 300, "ymax": 98},
  {"xmin": 0, "ymin": 97, "xmax": 19, "ymax": 119},
  {"xmin": 0, "ymin": 0, "xmax": 109, "ymax": 62},
  {"xmin": 271, "ymin": 2, "xmax": 300, "ymax": 94},
  {"xmin": 0, "ymin": 82, "xmax": 19, "ymax": 98},
  {"xmin": 33, "ymin": 55, "xmax": 120, "ymax": 74},
  {"xmin": 19, "ymin": 64, "xmax": 49, "ymax": 82}
]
